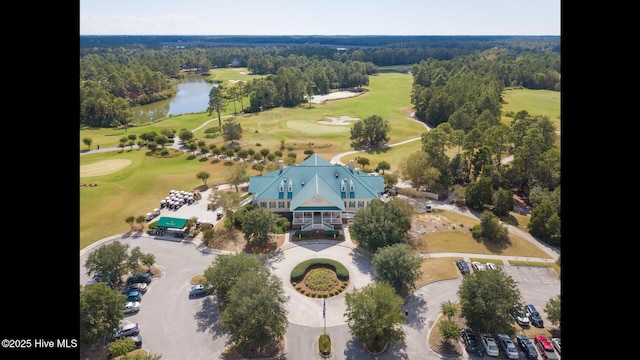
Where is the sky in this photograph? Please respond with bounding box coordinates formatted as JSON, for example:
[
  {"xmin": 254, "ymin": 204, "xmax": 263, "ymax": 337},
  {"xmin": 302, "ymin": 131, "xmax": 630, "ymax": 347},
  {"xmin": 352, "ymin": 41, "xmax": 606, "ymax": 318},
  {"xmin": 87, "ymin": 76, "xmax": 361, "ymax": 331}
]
[{"xmin": 79, "ymin": 0, "xmax": 561, "ymax": 36}]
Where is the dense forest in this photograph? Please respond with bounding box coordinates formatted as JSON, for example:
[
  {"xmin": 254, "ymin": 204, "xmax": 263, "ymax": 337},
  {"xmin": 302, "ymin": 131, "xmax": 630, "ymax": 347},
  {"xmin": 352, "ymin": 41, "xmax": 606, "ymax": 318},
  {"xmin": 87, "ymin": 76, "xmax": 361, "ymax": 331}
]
[
  {"xmin": 80, "ymin": 35, "xmax": 559, "ymax": 128},
  {"xmin": 79, "ymin": 36, "xmax": 561, "ymax": 244}
]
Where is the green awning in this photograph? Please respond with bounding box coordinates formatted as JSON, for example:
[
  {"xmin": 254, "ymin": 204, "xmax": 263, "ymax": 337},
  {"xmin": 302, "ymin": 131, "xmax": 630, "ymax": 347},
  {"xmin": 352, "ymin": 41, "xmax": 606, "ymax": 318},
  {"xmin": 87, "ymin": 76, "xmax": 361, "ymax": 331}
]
[{"xmin": 156, "ymin": 217, "xmax": 188, "ymax": 229}]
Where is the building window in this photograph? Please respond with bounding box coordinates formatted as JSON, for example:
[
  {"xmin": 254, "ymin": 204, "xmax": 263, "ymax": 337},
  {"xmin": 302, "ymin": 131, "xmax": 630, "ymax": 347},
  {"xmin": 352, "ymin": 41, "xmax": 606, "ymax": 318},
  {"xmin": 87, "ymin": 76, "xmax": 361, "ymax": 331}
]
[
  {"xmin": 259, "ymin": 202, "xmax": 267, "ymax": 208},
  {"xmin": 357, "ymin": 200, "xmax": 364, "ymax": 208},
  {"xmin": 278, "ymin": 201, "xmax": 285, "ymax": 208},
  {"xmin": 349, "ymin": 201, "xmax": 355, "ymax": 208},
  {"xmin": 269, "ymin": 201, "xmax": 276, "ymax": 208}
]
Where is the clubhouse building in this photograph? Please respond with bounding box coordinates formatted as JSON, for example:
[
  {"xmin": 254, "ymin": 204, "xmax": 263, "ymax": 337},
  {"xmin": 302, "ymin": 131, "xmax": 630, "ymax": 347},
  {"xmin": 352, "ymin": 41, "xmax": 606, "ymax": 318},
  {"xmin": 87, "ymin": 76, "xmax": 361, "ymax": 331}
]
[{"xmin": 248, "ymin": 155, "xmax": 385, "ymax": 230}]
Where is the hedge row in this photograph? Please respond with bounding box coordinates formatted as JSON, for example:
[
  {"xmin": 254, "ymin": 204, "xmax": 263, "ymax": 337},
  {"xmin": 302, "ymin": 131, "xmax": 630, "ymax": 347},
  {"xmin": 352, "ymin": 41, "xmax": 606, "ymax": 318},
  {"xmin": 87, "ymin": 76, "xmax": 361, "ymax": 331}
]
[
  {"xmin": 293, "ymin": 230, "xmax": 341, "ymax": 239},
  {"xmin": 290, "ymin": 258, "xmax": 349, "ymax": 283}
]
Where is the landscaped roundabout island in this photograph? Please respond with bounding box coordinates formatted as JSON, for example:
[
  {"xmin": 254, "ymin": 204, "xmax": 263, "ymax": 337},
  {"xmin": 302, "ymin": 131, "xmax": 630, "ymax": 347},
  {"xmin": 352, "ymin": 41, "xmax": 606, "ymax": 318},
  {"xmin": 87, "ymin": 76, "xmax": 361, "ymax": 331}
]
[
  {"xmin": 290, "ymin": 258, "xmax": 349, "ymax": 298},
  {"xmin": 290, "ymin": 258, "xmax": 348, "ymax": 356}
]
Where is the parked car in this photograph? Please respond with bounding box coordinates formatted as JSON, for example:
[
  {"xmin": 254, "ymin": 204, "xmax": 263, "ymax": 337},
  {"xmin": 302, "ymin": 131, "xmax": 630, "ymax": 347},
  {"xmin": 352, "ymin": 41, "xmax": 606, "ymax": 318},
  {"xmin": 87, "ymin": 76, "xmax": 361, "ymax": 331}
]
[
  {"xmin": 511, "ymin": 305, "xmax": 530, "ymax": 326},
  {"xmin": 127, "ymin": 272, "xmax": 152, "ymax": 284},
  {"xmin": 551, "ymin": 338, "xmax": 561, "ymax": 354},
  {"xmin": 125, "ymin": 290, "xmax": 142, "ymax": 302},
  {"xmin": 497, "ymin": 334, "xmax": 519, "ymax": 359},
  {"xmin": 189, "ymin": 284, "xmax": 213, "ymax": 298},
  {"xmin": 111, "ymin": 323, "xmax": 140, "ymax": 341},
  {"xmin": 123, "ymin": 301, "xmax": 140, "ymax": 315},
  {"xmin": 460, "ymin": 328, "xmax": 479, "ymax": 354},
  {"xmin": 485, "ymin": 262, "xmax": 497, "ymax": 270},
  {"xmin": 471, "ymin": 261, "xmax": 485, "ymax": 271},
  {"xmin": 480, "ymin": 335, "xmax": 500, "ymax": 357},
  {"xmin": 129, "ymin": 335, "xmax": 142, "ymax": 349},
  {"xmin": 455, "ymin": 260, "xmax": 470, "ymax": 274},
  {"xmin": 534, "ymin": 335, "xmax": 559, "ymax": 360},
  {"xmin": 123, "ymin": 282, "xmax": 148, "ymax": 294},
  {"xmin": 516, "ymin": 335, "xmax": 538, "ymax": 359},
  {"xmin": 525, "ymin": 304, "xmax": 544, "ymax": 327}
]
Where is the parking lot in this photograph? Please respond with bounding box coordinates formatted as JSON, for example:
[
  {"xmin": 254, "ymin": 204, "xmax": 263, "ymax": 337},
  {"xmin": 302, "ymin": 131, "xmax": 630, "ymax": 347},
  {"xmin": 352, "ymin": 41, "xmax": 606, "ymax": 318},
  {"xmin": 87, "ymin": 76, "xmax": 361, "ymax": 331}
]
[{"xmin": 80, "ymin": 232, "xmax": 560, "ymax": 360}]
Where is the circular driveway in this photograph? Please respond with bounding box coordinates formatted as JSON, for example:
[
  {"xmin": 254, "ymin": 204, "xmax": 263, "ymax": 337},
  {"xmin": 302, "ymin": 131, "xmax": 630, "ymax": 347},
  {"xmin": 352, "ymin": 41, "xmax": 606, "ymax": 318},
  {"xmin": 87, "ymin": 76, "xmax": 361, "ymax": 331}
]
[
  {"xmin": 266, "ymin": 240, "xmax": 375, "ymax": 327},
  {"xmin": 80, "ymin": 232, "xmax": 560, "ymax": 360}
]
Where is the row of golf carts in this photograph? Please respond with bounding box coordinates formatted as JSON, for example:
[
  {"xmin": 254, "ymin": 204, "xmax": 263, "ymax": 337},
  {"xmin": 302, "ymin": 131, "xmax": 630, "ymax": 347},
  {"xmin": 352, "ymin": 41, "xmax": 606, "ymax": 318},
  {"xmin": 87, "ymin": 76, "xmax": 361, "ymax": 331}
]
[{"xmin": 159, "ymin": 190, "xmax": 199, "ymax": 210}]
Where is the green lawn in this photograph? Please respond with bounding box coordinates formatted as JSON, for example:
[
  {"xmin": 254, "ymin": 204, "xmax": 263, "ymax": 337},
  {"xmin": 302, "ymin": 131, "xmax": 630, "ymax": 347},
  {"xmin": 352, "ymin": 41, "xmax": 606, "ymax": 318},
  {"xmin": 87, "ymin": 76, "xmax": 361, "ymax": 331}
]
[
  {"xmin": 80, "ymin": 72, "xmax": 560, "ymax": 251},
  {"xmin": 501, "ymin": 88, "xmax": 561, "ymax": 130}
]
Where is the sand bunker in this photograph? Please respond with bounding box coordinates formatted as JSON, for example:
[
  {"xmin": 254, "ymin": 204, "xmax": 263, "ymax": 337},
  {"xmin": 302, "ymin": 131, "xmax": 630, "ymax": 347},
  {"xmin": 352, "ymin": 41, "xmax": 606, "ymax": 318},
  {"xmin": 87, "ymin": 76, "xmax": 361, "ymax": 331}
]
[
  {"xmin": 317, "ymin": 115, "xmax": 360, "ymax": 125},
  {"xmin": 80, "ymin": 159, "xmax": 132, "ymax": 177},
  {"xmin": 307, "ymin": 91, "xmax": 361, "ymax": 104}
]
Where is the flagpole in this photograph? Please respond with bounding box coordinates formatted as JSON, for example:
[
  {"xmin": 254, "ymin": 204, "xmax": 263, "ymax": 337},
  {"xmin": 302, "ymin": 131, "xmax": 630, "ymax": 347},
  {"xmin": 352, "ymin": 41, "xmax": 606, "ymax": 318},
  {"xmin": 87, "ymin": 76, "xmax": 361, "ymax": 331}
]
[{"xmin": 323, "ymin": 298, "xmax": 326, "ymax": 335}]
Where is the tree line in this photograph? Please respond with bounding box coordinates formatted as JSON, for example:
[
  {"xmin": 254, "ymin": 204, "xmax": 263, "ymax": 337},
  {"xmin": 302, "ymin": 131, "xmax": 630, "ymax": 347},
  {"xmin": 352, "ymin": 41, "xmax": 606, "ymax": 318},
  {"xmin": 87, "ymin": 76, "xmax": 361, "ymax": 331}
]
[{"xmin": 80, "ymin": 36, "xmax": 559, "ymax": 128}]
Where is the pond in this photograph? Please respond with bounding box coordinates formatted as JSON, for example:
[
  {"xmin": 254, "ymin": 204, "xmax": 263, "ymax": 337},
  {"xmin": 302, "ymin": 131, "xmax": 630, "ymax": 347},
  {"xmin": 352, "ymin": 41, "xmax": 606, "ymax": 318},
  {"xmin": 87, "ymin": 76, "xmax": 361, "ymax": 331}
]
[{"xmin": 130, "ymin": 76, "xmax": 217, "ymax": 124}]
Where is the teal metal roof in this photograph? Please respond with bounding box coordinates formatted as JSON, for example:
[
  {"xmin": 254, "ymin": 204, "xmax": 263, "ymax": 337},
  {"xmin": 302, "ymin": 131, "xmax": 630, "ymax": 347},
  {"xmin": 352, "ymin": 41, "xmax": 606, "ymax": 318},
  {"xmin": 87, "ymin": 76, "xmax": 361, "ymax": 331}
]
[
  {"xmin": 248, "ymin": 155, "xmax": 384, "ymax": 211},
  {"xmin": 156, "ymin": 217, "xmax": 188, "ymax": 229},
  {"xmin": 289, "ymin": 174, "xmax": 344, "ymax": 210}
]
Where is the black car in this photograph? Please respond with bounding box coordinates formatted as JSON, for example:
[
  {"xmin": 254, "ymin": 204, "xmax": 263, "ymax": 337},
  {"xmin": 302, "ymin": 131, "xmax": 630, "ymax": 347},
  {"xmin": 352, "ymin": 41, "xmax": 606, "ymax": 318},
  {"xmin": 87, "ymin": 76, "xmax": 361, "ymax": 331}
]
[
  {"xmin": 516, "ymin": 335, "xmax": 538, "ymax": 359},
  {"xmin": 455, "ymin": 260, "xmax": 470, "ymax": 274},
  {"xmin": 127, "ymin": 272, "xmax": 152, "ymax": 284},
  {"xmin": 524, "ymin": 304, "xmax": 544, "ymax": 327},
  {"xmin": 461, "ymin": 328, "xmax": 479, "ymax": 354}
]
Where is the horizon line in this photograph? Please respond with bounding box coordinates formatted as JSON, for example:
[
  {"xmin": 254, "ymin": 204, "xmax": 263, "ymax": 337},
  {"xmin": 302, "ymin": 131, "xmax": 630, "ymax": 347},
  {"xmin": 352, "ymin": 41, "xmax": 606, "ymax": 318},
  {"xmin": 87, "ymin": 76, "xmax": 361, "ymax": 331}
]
[{"xmin": 80, "ymin": 34, "xmax": 560, "ymax": 37}]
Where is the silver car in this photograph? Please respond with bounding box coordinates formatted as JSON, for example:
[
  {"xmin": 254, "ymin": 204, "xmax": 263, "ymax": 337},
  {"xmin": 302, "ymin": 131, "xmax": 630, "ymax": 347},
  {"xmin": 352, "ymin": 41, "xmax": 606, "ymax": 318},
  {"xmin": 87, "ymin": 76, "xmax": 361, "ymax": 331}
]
[
  {"xmin": 123, "ymin": 301, "xmax": 140, "ymax": 315},
  {"xmin": 498, "ymin": 334, "xmax": 519, "ymax": 359},
  {"xmin": 511, "ymin": 305, "xmax": 530, "ymax": 326},
  {"xmin": 481, "ymin": 335, "xmax": 500, "ymax": 357},
  {"xmin": 111, "ymin": 323, "xmax": 140, "ymax": 341}
]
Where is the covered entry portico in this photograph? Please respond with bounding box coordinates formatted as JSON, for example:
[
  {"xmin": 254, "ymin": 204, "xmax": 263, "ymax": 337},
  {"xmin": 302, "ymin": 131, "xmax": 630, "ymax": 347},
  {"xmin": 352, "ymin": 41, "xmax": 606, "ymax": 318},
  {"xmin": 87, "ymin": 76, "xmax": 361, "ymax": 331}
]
[{"xmin": 293, "ymin": 209, "xmax": 343, "ymax": 231}]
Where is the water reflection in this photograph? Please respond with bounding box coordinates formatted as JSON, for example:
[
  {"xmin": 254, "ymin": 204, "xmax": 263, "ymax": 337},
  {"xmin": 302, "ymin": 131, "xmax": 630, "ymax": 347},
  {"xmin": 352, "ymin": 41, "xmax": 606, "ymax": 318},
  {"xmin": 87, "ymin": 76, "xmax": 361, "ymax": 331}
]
[{"xmin": 131, "ymin": 76, "xmax": 217, "ymax": 124}]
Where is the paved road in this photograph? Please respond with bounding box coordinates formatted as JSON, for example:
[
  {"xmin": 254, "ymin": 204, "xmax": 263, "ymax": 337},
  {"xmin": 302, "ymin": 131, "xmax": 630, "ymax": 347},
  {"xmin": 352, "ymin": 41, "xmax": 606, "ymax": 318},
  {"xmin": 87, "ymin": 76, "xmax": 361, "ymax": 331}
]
[
  {"xmin": 81, "ymin": 197, "xmax": 559, "ymax": 360},
  {"xmin": 81, "ymin": 114, "xmax": 560, "ymax": 359}
]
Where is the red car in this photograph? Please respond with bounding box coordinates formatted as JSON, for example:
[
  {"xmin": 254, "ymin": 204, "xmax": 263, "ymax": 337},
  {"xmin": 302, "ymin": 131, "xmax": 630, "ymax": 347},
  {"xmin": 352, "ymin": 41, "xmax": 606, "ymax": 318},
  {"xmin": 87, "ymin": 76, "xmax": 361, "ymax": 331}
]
[{"xmin": 534, "ymin": 335, "xmax": 559, "ymax": 360}]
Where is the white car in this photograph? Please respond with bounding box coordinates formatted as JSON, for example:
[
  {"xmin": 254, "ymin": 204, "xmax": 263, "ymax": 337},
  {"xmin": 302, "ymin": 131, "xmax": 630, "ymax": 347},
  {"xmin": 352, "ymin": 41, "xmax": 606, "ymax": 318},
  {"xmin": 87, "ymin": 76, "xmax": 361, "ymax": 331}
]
[
  {"xmin": 123, "ymin": 282, "xmax": 148, "ymax": 294},
  {"xmin": 471, "ymin": 261, "xmax": 485, "ymax": 271},
  {"xmin": 123, "ymin": 301, "xmax": 140, "ymax": 315},
  {"xmin": 481, "ymin": 335, "xmax": 500, "ymax": 357},
  {"xmin": 485, "ymin": 262, "xmax": 497, "ymax": 270},
  {"xmin": 551, "ymin": 337, "xmax": 561, "ymax": 354}
]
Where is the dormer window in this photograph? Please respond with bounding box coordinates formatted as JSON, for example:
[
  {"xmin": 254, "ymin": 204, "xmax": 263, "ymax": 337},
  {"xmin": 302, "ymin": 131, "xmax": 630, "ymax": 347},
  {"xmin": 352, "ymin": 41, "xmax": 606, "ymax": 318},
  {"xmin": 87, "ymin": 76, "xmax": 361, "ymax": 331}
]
[
  {"xmin": 349, "ymin": 179, "xmax": 354, "ymax": 191},
  {"xmin": 288, "ymin": 179, "xmax": 293, "ymax": 192},
  {"xmin": 279, "ymin": 180, "xmax": 284, "ymax": 192}
]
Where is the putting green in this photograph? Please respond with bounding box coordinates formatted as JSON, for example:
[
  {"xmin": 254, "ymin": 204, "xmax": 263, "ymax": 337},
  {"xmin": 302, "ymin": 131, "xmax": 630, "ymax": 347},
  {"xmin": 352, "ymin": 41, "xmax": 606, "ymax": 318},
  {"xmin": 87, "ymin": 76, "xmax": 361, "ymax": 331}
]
[
  {"xmin": 80, "ymin": 159, "xmax": 132, "ymax": 177},
  {"xmin": 286, "ymin": 119, "xmax": 350, "ymax": 135}
]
